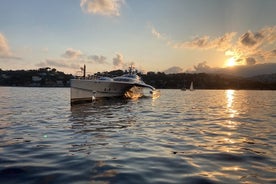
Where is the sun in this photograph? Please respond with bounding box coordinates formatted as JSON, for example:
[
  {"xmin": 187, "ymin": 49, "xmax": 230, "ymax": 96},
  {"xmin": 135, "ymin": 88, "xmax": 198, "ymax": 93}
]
[{"xmin": 226, "ymin": 57, "xmax": 236, "ymax": 67}]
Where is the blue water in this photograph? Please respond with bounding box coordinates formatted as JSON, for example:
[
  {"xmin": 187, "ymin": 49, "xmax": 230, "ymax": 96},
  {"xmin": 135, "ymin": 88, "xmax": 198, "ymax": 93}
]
[{"xmin": 0, "ymin": 87, "xmax": 275, "ymax": 184}]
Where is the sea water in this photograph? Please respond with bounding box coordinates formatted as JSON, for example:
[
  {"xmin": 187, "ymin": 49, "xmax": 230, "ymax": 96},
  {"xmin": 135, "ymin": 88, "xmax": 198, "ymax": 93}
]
[{"xmin": 0, "ymin": 87, "xmax": 275, "ymax": 184}]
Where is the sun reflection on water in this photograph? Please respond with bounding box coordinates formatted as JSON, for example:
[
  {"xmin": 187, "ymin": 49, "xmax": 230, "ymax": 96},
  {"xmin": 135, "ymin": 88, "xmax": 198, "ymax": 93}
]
[
  {"xmin": 226, "ymin": 90, "xmax": 234, "ymax": 107},
  {"xmin": 215, "ymin": 90, "xmax": 243, "ymax": 153},
  {"xmin": 226, "ymin": 90, "xmax": 238, "ymax": 118}
]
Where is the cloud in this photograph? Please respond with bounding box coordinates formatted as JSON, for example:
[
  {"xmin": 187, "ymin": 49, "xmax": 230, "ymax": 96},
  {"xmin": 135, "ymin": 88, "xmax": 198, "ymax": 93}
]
[
  {"xmin": 163, "ymin": 66, "xmax": 183, "ymax": 74},
  {"xmin": 174, "ymin": 32, "xmax": 237, "ymax": 51},
  {"xmin": 0, "ymin": 33, "xmax": 11, "ymax": 56},
  {"xmin": 112, "ymin": 53, "xmax": 124, "ymax": 67},
  {"xmin": 62, "ymin": 48, "xmax": 82, "ymax": 59},
  {"xmin": 36, "ymin": 48, "xmax": 108, "ymax": 71},
  {"xmin": 61, "ymin": 48, "xmax": 107, "ymax": 64},
  {"xmin": 239, "ymin": 31, "xmax": 263, "ymax": 47},
  {"xmin": 211, "ymin": 26, "xmax": 276, "ymax": 65},
  {"xmin": 245, "ymin": 57, "xmax": 256, "ymax": 65},
  {"xmin": 111, "ymin": 53, "xmax": 137, "ymax": 70},
  {"xmin": 149, "ymin": 25, "xmax": 236, "ymax": 51},
  {"xmin": 234, "ymin": 26, "xmax": 276, "ymax": 65},
  {"xmin": 239, "ymin": 26, "xmax": 276, "ymax": 49},
  {"xmin": 192, "ymin": 61, "xmax": 217, "ymax": 73},
  {"xmin": 87, "ymin": 55, "xmax": 107, "ymax": 64},
  {"xmin": 151, "ymin": 27, "xmax": 162, "ymax": 39},
  {"xmin": 36, "ymin": 59, "xmax": 80, "ymax": 69},
  {"xmin": 80, "ymin": 0, "xmax": 123, "ymax": 17},
  {"xmin": 150, "ymin": 25, "xmax": 276, "ymax": 67},
  {"xmin": 0, "ymin": 33, "xmax": 21, "ymax": 60},
  {"xmin": 150, "ymin": 25, "xmax": 166, "ymax": 40},
  {"xmin": 271, "ymin": 49, "xmax": 276, "ymax": 56}
]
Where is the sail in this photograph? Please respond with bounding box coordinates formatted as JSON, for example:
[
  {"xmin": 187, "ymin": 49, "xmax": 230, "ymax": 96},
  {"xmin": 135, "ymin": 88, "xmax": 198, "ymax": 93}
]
[{"xmin": 190, "ymin": 82, "xmax": 194, "ymax": 91}]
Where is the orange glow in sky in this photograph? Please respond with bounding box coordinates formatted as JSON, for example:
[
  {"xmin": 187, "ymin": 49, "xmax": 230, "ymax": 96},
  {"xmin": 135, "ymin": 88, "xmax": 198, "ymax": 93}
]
[{"xmin": 226, "ymin": 57, "xmax": 237, "ymax": 67}]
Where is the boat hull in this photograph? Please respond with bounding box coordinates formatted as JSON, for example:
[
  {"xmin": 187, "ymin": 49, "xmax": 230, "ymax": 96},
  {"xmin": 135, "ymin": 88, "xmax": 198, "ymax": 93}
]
[{"xmin": 70, "ymin": 79, "xmax": 144, "ymax": 104}]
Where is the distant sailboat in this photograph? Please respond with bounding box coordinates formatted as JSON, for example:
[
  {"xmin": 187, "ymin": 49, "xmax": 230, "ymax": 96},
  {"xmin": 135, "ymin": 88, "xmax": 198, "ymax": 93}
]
[{"xmin": 190, "ymin": 81, "xmax": 194, "ymax": 91}]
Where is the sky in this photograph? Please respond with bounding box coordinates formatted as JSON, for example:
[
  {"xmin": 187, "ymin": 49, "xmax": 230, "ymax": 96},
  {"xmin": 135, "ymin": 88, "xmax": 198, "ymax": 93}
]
[{"xmin": 0, "ymin": 0, "xmax": 276, "ymax": 75}]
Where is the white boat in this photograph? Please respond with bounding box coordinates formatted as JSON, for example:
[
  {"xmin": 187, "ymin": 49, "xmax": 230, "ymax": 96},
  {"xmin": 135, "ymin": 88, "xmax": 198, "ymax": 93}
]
[{"xmin": 70, "ymin": 65, "xmax": 159, "ymax": 104}]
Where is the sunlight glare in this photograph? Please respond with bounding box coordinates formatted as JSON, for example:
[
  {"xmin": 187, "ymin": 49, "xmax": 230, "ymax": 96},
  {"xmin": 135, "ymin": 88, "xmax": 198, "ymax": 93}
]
[
  {"xmin": 226, "ymin": 57, "xmax": 236, "ymax": 67},
  {"xmin": 226, "ymin": 90, "xmax": 234, "ymax": 108},
  {"xmin": 226, "ymin": 90, "xmax": 238, "ymax": 118}
]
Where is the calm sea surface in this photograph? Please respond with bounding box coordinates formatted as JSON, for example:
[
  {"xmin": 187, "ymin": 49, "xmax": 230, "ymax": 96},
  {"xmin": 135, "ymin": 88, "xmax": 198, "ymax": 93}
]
[{"xmin": 0, "ymin": 87, "xmax": 275, "ymax": 184}]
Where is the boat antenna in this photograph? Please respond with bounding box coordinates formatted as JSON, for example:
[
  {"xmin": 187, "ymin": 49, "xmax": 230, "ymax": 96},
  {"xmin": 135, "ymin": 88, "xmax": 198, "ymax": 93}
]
[{"xmin": 129, "ymin": 65, "xmax": 135, "ymax": 74}]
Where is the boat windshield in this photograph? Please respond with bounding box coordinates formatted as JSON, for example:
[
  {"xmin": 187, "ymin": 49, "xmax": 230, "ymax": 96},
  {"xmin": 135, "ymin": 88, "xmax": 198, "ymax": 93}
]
[
  {"xmin": 98, "ymin": 77, "xmax": 113, "ymax": 81},
  {"xmin": 121, "ymin": 74, "xmax": 141, "ymax": 80},
  {"xmin": 113, "ymin": 74, "xmax": 142, "ymax": 82}
]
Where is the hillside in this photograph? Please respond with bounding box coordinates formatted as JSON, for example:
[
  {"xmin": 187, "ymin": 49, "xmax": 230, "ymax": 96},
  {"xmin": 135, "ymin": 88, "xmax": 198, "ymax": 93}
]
[
  {"xmin": 0, "ymin": 68, "xmax": 275, "ymax": 90},
  {"xmin": 0, "ymin": 67, "xmax": 73, "ymax": 87},
  {"xmin": 141, "ymin": 72, "xmax": 276, "ymax": 90}
]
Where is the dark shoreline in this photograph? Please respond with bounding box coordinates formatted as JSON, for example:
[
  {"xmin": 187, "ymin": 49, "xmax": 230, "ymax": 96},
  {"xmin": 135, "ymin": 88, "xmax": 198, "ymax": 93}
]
[{"xmin": 1, "ymin": 67, "xmax": 275, "ymax": 90}]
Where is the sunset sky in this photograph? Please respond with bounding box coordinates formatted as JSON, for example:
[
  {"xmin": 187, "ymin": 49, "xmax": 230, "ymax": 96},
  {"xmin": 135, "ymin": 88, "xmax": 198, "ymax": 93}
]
[{"xmin": 0, "ymin": 0, "xmax": 276, "ymax": 74}]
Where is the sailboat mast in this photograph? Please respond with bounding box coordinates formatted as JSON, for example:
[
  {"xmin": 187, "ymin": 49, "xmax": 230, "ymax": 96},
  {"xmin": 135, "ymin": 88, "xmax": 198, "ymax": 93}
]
[{"xmin": 83, "ymin": 64, "xmax": 86, "ymax": 78}]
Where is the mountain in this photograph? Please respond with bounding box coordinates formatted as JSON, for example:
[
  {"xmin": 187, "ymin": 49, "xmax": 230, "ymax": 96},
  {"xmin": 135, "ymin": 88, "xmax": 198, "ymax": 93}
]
[
  {"xmin": 249, "ymin": 73, "xmax": 276, "ymax": 83},
  {"xmin": 216, "ymin": 63, "xmax": 276, "ymax": 77}
]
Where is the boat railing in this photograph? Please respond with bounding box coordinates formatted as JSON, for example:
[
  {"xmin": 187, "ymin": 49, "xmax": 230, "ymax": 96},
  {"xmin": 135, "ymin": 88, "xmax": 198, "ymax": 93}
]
[{"xmin": 74, "ymin": 74, "xmax": 98, "ymax": 80}]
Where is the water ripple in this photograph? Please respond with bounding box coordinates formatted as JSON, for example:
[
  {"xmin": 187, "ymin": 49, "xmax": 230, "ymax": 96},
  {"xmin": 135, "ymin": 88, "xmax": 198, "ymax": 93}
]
[{"xmin": 0, "ymin": 88, "xmax": 275, "ymax": 184}]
